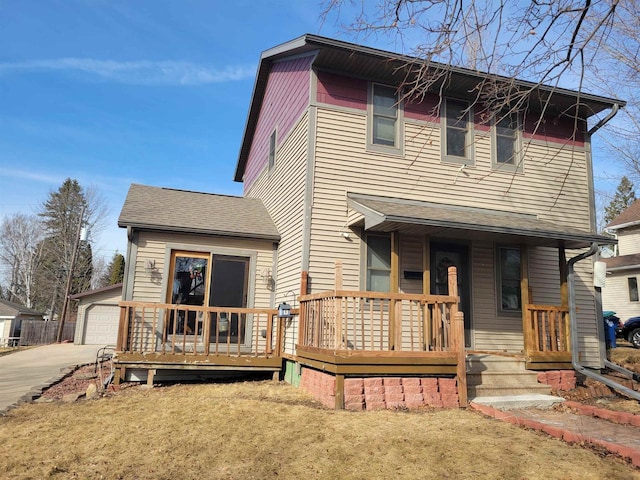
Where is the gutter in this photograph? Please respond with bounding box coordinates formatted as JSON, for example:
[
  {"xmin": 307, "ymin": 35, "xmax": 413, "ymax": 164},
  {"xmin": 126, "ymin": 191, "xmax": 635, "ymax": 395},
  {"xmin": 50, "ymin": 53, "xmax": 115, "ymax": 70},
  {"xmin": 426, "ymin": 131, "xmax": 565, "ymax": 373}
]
[
  {"xmin": 588, "ymin": 103, "xmax": 620, "ymax": 135},
  {"xmin": 567, "ymin": 242, "xmax": 640, "ymax": 400}
]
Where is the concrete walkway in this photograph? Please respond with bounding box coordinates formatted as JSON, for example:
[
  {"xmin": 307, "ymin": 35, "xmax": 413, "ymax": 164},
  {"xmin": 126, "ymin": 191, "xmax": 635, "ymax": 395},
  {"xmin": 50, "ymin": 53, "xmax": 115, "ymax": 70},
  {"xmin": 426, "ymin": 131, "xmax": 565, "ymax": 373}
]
[
  {"xmin": 471, "ymin": 401, "xmax": 640, "ymax": 467},
  {"xmin": 0, "ymin": 343, "xmax": 99, "ymax": 413}
]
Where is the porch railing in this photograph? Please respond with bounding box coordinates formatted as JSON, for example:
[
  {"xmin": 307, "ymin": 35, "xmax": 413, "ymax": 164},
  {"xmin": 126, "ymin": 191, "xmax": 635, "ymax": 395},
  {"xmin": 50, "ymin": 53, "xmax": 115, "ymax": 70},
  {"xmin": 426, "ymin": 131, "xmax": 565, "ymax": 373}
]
[
  {"xmin": 117, "ymin": 301, "xmax": 283, "ymax": 358},
  {"xmin": 299, "ymin": 291, "xmax": 460, "ymax": 353},
  {"xmin": 524, "ymin": 304, "xmax": 570, "ymax": 357}
]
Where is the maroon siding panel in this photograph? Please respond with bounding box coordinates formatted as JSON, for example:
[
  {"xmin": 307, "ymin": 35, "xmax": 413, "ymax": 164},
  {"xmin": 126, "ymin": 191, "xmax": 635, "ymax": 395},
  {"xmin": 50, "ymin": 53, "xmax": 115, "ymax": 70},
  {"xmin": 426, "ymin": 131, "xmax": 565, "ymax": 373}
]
[
  {"xmin": 405, "ymin": 94, "xmax": 439, "ymax": 122},
  {"xmin": 244, "ymin": 54, "xmax": 314, "ymax": 191},
  {"xmin": 524, "ymin": 115, "xmax": 585, "ymax": 146},
  {"xmin": 317, "ymin": 70, "xmax": 367, "ymax": 110}
]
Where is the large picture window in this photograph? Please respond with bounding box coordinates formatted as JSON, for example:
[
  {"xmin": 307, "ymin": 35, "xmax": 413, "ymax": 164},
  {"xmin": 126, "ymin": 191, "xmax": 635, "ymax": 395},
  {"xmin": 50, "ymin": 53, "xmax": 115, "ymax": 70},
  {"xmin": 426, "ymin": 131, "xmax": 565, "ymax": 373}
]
[
  {"xmin": 366, "ymin": 234, "xmax": 391, "ymax": 292},
  {"xmin": 370, "ymin": 83, "xmax": 400, "ymax": 150},
  {"xmin": 497, "ymin": 246, "xmax": 521, "ymax": 314}
]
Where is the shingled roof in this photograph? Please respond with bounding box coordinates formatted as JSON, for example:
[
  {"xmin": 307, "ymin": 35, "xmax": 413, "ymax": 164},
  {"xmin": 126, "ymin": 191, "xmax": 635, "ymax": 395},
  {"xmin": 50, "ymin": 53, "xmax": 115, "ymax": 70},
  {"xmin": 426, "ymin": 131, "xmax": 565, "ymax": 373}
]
[
  {"xmin": 604, "ymin": 253, "xmax": 640, "ymax": 271},
  {"xmin": 607, "ymin": 199, "xmax": 640, "ymax": 230},
  {"xmin": 0, "ymin": 299, "xmax": 44, "ymax": 318},
  {"xmin": 118, "ymin": 184, "xmax": 280, "ymax": 241}
]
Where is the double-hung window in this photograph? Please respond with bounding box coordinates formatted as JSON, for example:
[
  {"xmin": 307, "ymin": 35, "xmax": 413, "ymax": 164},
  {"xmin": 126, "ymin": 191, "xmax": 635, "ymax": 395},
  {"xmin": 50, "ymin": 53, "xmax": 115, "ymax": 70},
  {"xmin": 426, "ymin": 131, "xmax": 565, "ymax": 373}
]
[
  {"xmin": 366, "ymin": 234, "xmax": 391, "ymax": 292},
  {"xmin": 493, "ymin": 113, "xmax": 522, "ymax": 172},
  {"xmin": 629, "ymin": 277, "xmax": 639, "ymax": 302},
  {"xmin": 443, "ymin": 99, "xmax": 472, "ymax": 164},
  {"xmin": 497, "ymin": 246, "xmax": 521, "ymax": 314},
  {"xmin": 268, "ymin": 130, "xmax": 276, "ymax": 170},
  {"xmin": 370, "ymin": 84, "xmax": 400, "ymax": 150}
]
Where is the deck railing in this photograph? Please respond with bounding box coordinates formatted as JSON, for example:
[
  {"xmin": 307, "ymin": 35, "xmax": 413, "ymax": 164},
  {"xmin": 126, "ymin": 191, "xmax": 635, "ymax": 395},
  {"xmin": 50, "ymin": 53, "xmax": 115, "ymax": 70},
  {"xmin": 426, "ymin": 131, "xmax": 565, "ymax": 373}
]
[
  {"xmin": 117, "ymin": 301, "xmax": 283, "ymax": 358},
  {"xmin": 298, "ymin": 291, "xmax": 460, "ymax": 353},
  {"xmin": 524, "ymin": 304, "xmax": 571, "ymax": 357}
]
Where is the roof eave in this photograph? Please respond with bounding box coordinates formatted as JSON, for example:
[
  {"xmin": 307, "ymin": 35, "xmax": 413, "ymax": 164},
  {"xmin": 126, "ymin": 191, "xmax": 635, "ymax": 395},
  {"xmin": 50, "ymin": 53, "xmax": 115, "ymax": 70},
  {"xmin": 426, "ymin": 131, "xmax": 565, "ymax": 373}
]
[{"xmin": 120, "ymin": 223, "xmax": 280, "ymax": 243}]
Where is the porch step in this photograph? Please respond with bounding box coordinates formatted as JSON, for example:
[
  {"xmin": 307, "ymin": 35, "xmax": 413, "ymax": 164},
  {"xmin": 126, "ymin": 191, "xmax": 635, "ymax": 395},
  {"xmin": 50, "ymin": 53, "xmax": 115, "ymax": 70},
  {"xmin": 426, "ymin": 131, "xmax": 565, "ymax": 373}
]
[
  {"xmin": 466, "ymin": 354, "xmax": 553, "ymax": 398},
  {"xmin": 471, "ymin": 394, "xmax": 565, "ymax": 410}
]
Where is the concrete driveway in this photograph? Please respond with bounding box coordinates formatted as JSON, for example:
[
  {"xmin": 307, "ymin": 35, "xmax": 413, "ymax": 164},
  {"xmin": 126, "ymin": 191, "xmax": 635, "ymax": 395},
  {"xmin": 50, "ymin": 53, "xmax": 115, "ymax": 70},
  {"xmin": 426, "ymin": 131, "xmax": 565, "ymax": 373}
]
[{"xmin": 0, "ymin": 343, "xmax": 99, "ymax": 413}]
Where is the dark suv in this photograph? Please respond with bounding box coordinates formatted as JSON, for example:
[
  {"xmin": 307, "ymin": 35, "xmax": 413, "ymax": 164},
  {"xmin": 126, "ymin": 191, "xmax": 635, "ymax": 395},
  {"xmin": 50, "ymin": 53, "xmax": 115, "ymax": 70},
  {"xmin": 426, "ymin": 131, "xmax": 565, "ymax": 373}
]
[{"xmin": 618, "ymin": 316, "xmax": 640, "ymax": 349}]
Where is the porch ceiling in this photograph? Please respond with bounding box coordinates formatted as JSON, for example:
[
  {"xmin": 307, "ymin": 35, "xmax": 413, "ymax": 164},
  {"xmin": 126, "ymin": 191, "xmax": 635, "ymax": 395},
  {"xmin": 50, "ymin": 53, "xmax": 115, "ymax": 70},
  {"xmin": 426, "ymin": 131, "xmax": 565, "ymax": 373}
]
[{"xmin": 346, "ymin": 192, "xmax": 615, "ymax": 249}]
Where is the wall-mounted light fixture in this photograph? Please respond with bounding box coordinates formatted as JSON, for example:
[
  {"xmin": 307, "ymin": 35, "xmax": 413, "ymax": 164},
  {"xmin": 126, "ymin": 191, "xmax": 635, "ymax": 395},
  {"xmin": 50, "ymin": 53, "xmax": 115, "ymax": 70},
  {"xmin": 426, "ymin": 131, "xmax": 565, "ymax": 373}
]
[
  {"xmin": 278, "ymin": 302, "xmax": 292, "ymax": 318},
  {"xmin": 144, "ymin": 259, "xmax": 155, "ymax": 273}
]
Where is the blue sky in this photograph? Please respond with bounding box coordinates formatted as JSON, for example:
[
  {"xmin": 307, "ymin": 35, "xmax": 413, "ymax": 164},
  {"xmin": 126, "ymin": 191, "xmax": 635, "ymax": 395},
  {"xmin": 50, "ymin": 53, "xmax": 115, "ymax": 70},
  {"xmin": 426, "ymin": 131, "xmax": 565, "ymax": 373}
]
[{"xmin": 0, "ymin": 1, "xmax": 624, "ymax": 266}]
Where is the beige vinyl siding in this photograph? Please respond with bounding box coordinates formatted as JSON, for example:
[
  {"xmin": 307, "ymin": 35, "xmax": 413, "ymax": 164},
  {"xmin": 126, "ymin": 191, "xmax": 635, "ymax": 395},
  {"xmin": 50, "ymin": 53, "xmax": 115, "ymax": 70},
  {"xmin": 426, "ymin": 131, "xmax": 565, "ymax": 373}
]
[
  {"xmin": 617, "ymin": 227, "xmax": 640, "ymax": 256},
  {"xmin": 131, "ymin": 231, "xmax": 273, "ymax": 308},
  {"xmin": 573, "ymin": 258, "xmax": 601, "ymax": 367},
  {"xmin": 310, "ymin": 106, "xmax": 601, "ymax": 362},
  {"xmin": 529, "ymin": 247, "xmax": 561, "ymax": 305},
  {"xmin": 472, "ymin": 241, "xmax": 523, "ymax": 352},
  {"xmin": 246, "ymin": 112, "xmax": 309, "ymax": 355},
  {"xmin": 603, "ymin": 270, "xmax": 640, "ymax": 323}
]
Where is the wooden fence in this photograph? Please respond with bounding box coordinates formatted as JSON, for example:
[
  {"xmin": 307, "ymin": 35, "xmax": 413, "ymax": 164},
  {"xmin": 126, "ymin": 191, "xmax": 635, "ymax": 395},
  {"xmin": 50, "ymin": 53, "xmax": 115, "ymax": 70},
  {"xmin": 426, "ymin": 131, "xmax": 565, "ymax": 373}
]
[{"xmin": 19, "ymin": 320, "xmax": 75, "ymax": 345}]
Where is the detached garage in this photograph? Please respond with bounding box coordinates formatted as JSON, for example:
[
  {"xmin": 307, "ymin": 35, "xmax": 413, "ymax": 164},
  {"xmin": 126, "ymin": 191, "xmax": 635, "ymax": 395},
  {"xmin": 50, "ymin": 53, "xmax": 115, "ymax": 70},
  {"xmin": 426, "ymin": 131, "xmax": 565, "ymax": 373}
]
[{"xmin": 72, "ymin": 283, "xmax": 122, "ymax": 345}]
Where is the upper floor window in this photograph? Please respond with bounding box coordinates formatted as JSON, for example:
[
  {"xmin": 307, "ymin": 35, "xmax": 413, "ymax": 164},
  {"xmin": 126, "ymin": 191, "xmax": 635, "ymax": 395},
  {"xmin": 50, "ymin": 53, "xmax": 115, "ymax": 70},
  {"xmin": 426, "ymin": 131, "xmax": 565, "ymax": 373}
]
[
  {"xmin": 493, "ymin": 113, "xmax": 522, "ymax": 172},
  {"xmin": 370, "ymin": 84, "xmax": 401, "ymax": 151},
  {"xmin": 629, "ymin": 277, "xmax": 639, "ymax": 302},
  {"xmin": 366, "ymin": 234, "xmax": 391, "ymax": 292},
  {"xmin": 442, "ymin": 99, "xmax": 473, "ymax": 164},
  {"xmin": 268, "ymin": 130, "xmax": 276, "ymax": 170},
  {"xmin": 497, "ymin": 246, "xmax": 521, "ymax": 314}
]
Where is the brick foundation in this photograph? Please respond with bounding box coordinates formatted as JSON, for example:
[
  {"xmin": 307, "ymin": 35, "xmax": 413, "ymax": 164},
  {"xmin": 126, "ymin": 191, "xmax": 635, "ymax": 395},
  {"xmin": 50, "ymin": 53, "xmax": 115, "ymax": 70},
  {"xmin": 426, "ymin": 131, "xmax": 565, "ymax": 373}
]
[
  {"xmin": 536, "ymin": 370, "xmax": 576, "ymax": 391},
  {"xmin": 299, "ymin": 367, "xmax": 459, "ymax": 410}
]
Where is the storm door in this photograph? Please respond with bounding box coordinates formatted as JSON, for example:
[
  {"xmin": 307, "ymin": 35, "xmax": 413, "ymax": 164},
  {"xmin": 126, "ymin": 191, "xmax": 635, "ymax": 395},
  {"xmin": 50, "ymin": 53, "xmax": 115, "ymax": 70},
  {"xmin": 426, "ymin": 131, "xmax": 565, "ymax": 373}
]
[
  {"xmin": 430, "ymin": 242, "xmax": 471, "ymax": 347},
  {"xmin": 166, "ymin": 251, "xmax": 210, "ymax": 336},
  {"xmin": 209, "ymin": 256, "xmax": 250, "ymax": 344}
]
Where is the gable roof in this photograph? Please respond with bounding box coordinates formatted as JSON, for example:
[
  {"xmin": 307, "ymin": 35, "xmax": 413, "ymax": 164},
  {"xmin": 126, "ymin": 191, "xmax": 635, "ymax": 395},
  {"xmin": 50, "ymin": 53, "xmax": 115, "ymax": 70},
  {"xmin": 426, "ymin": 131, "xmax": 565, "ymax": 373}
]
[
  {"xmin": 603, "ymin": 253, "xmax": 640, "ymax": 271},
  {"xmin": 235, "ymin": 33, "xmax": 625, "ymax": 182},
  {"xmin": 347, "ymin": 192, "xmax": 616, "ymax": 249},
  {"xmin": 0, "ymin": 299, "xmax": 44, "ymax": 318},
  {"xmin": 606, "ymin": 199, "xmax": 640, "ymax": 230},
  {"xmin": 118, "ymin": 184, "xmax": 280, "ymax": 241},
  {"xmin": 70, "ymin": 283, "xmax": 122, "ymax": 301}
]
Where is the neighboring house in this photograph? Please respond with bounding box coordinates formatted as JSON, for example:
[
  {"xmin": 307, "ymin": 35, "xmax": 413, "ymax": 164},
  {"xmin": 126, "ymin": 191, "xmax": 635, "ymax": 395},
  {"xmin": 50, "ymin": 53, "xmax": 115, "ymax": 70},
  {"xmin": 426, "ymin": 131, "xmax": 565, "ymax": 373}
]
[
  {"xmin": 603, "ymin": 199, "xmax": 640, "ymax": 323},
  {"xmin": 0, "ymin": 299, "xmax": 45, "ymax": 346},
  {"xmin": 72, "ymin": 283, "xmax": 123, "ymax": 345},
  {"xmin": 116, "ymin": 34, "xmax": 622, "ymax": 409}
]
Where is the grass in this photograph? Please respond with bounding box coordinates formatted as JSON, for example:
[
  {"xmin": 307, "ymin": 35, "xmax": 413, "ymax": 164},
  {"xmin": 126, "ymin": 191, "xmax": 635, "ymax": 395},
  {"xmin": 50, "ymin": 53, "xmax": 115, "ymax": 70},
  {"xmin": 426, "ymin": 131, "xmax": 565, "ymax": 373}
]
[
  {"xmin": 0, "ymin": 381, "xmax": 638, "ymax": 480},
  {"xmin": 610, "ymin": 342, "xmax": 640, "ymax": 373}
]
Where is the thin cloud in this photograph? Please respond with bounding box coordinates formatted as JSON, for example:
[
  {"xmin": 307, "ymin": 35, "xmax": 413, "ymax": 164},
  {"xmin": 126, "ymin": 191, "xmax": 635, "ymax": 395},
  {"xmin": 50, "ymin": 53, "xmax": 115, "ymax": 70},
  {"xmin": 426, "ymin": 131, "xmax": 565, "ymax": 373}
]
[
  {"xmin": 0, "ymin": 167, "xmax": 65, "ymax": 184},
  {"xmin": 0, "ymin": 58, "xmax": 255, "ymax": 86}
]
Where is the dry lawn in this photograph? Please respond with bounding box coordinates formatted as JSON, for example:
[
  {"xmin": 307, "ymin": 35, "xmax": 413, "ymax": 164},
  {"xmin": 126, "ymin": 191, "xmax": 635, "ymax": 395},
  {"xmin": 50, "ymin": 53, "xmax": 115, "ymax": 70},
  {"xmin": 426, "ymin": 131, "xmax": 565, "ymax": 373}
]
[
  {"xmin": 0, "ymin": 381, "xmax": 638, "ymax": 480},
  {"xmin": 610, "ymin": 343, "xmax": 640, "ymax": 374}
]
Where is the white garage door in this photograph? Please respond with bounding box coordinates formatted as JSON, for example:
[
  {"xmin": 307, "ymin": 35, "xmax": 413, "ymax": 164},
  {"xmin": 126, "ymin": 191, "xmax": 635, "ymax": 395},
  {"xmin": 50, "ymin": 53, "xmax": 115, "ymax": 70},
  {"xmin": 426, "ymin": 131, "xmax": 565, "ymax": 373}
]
[{"xmin": 84, "ymin": 304, "xmax": 120, "ymax": 345}]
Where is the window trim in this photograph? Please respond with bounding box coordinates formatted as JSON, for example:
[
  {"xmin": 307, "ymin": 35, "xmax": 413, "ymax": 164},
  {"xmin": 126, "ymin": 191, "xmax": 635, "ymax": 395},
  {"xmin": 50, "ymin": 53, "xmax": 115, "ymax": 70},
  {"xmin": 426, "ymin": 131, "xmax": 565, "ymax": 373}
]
[
  {"xmin": 441, "ymin": 98, "xmax": 474, "ymax": 165},
  {"xmin": 491, "ymin": 112, "xmax": 524, "ymax": 173},
  {"xmin": 629, "ymin": 276, "xmax": 639, "ymax": 302},
  {"xmin": 496, "ymin": 245, "xmax": 523, "ymax": 317},
  {"xmin": 368, "ymin": 82, "xmax": 403, "ymax": 154}
]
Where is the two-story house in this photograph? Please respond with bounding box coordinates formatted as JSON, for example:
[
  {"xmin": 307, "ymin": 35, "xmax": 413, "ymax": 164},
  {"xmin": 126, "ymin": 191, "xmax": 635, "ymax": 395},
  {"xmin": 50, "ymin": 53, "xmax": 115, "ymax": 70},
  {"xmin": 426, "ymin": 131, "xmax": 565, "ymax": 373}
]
[
  {"xmin": 116, "ymin": 35, "xmax": 621, "ymax": 410},
  {"xmin": 603, "ymin": 199, "xmax": 640, "ymax": 328}
]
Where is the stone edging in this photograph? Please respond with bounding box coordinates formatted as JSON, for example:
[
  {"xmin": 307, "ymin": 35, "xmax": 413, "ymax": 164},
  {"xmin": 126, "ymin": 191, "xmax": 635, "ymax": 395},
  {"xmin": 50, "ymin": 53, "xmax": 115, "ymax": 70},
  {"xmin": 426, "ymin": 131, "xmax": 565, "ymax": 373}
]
[
  {"xmin": 563, "ymin": 401, "xmax": 640, "ymax": 427},
  {"xmin": 469, "ymin": 402, "xmax": 640, "ymax": 468}
]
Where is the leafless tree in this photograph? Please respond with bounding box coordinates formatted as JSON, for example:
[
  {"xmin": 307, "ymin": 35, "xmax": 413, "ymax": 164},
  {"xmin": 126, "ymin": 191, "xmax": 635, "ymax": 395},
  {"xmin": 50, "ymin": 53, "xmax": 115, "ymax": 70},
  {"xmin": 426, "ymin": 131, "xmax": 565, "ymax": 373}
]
[{"xmin": 0, "ymin": 214, "xmax": 44, "ymax": 308}]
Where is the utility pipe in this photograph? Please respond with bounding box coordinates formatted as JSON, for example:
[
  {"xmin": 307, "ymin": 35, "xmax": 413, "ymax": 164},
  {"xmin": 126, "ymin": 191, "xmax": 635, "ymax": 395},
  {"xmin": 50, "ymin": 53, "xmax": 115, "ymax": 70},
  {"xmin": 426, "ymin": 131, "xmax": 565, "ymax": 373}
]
[{"xmin": 568, "ymin": 242, "xmax": 640, "ymax": 401}]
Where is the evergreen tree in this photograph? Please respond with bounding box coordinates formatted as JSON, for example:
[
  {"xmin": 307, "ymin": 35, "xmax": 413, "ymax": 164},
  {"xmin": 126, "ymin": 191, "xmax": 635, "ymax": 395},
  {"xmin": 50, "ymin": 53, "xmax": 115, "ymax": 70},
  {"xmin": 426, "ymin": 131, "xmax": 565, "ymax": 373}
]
[
  {"xmin": 98, "ymin": 252, "xmax": 125, "ymax": 287},
  {"xmin": 604, "ymin": 177, "xmax": 637, "ymax": 226},
  {"xmin": 35, "ymin": 179, "xmax": 94, "ymax": 318}
]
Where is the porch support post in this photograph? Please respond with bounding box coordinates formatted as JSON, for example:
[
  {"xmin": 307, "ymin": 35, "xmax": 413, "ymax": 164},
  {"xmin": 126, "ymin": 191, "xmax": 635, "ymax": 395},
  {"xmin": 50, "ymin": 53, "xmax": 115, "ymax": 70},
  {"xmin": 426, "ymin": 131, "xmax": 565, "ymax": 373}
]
[
  {"xmin": 559, "ymin": 242, "xmax": 568, "ymax": 307},
  {"xmin": 390, "ymin": 231, "xmax": 400, "ymax": 350},
  {"xmin": 297, "ymin": 271, "xmax": 309, "ymax": 349},
  {"xmin": 521, "ymin": 244, "xmax": 534, "ymax": 356}
]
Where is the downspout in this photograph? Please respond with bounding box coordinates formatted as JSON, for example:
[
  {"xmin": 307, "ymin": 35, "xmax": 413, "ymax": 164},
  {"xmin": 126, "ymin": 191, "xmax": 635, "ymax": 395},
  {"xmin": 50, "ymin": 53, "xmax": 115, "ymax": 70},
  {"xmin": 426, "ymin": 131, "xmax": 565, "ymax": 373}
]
[
  {"xmin": 587, "ymin": 103, "xmax": 619, "ymax": 136},
  {"xmin": 568, "ymin": 242, "xmax": 640, "ymax": 400}
]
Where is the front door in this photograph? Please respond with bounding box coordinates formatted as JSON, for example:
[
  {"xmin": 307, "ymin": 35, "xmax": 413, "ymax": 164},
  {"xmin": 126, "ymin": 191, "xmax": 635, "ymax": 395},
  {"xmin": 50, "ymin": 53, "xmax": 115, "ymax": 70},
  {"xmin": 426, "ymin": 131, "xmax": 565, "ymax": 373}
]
[
  {"xmin": 430, "ymin": 242, "xmax": 471, "ymax": 347},
  {"xmin": 209, "ymin": 256, "xmax": 250, "ymax": 344}
]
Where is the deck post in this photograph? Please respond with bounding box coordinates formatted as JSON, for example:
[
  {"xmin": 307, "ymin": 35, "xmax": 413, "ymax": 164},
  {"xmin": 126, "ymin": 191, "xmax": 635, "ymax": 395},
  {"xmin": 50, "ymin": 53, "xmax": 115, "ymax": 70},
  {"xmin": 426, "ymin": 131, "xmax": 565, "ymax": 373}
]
[
  {"xmin": 297, "ymin": 271, "xmax": 309, "ymax": 349},
  {"xmin": 390, "ymin": 232, "xmax": 400, "ymax": 350},
  {"xmin": 521, "ymin": 245, "xmax": 535, "ymax": 356},
  {"xmin": 334, "ymin": 261, "xmax": 343, "ymax": 349},
  {"xmin": 448, "ymin": 266, "xmax": 467, "ymax": 406},
  {"xmin": 335, "ymin": 374, "xmax": 345, "ymax": 410}
]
